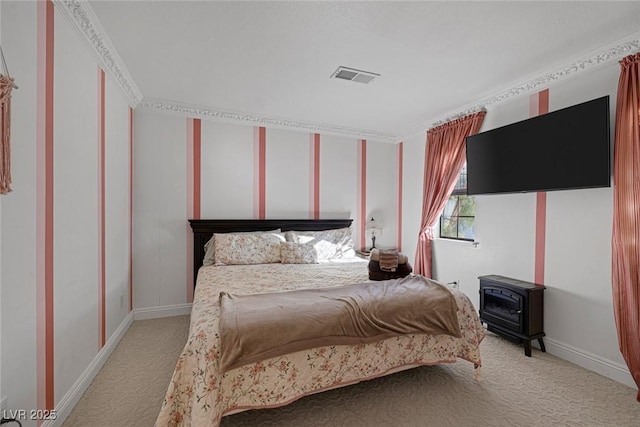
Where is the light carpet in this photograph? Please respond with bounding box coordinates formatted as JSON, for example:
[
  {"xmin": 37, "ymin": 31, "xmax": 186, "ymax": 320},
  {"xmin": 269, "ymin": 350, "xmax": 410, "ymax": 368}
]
[{"xmin": 63, "ymin": 315, "xmax": 640, "ymax": 427}]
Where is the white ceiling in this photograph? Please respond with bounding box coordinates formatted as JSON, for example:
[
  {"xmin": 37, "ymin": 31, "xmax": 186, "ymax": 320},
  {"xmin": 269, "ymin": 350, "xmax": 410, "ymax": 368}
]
[{"xmin": 85, "ymin": 1, "xmax": 640, "ymax": 141}]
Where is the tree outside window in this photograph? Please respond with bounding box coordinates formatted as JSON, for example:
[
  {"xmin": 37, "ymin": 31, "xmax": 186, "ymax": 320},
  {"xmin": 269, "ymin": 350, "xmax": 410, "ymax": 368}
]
[{"xmin": 440, "ymin": 164, "xmax": 475, "ymax": 241}]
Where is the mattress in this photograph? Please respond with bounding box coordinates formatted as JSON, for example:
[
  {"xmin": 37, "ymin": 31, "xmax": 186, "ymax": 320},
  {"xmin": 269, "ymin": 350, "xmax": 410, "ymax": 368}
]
[{"xmin": 155, "ymin": 260, "xmax": 484, "ymax": 426}]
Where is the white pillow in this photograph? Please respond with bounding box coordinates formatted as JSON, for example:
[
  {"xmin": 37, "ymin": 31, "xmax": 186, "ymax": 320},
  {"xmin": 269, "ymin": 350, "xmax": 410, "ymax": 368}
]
[
  {"xmin": 202, "ymin": 229, "xmax": 281, "ymax": 266},
  {"xmin": 285, "ymin": 227, "xmax": 355, "ymax": 260},
  {"xmin": 280, "ymin": 241, "xmax": 318, "ymax": 264}
]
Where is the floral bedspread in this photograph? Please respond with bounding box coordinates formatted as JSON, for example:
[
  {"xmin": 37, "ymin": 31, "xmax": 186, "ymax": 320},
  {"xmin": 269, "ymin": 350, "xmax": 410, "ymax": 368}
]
[{"xmin": 155, "ymin": 260, "xmax": 485, "ymax": 427}]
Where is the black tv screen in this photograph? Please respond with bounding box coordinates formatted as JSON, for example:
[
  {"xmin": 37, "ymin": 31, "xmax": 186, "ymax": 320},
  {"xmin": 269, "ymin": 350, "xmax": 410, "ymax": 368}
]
[{"xmin": 465, "ymin": 95, "xmax": 611, "ymax": 195}]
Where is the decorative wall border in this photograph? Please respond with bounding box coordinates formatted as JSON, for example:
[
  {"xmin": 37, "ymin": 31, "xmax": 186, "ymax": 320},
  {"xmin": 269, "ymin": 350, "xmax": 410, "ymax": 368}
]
[
  {"xmin": 53, "ymin": 0, "xmax": 143, "ymax": 107},
  {"xmin": 139, "ymin": 98, "xmax": 397, "ymax": 143},
  {"xmin": 54, "ymin": 0, "xmax": 640, "ymax": 142}
]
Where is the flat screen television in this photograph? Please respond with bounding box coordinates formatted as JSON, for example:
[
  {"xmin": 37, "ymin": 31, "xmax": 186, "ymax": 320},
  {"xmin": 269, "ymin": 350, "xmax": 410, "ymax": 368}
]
[{"xmin": 465, "ymin": 95, "xmax": 611, "ymax": 195}]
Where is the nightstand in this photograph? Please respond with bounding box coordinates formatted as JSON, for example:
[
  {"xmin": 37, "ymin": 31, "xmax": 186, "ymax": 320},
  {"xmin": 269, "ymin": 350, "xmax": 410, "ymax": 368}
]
[{"xmin": 355, "ymin": 249, "xmax": 371, "ymax": 259}]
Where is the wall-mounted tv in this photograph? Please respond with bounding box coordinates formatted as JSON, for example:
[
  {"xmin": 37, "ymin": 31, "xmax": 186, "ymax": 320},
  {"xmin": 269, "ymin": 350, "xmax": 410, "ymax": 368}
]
[{"xmin": 465, "ymin": 95, "xmax": 611, "ymax": 195}]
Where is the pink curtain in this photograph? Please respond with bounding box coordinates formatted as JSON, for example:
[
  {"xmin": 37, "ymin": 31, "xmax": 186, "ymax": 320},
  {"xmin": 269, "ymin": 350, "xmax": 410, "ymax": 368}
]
[
  {"xmin": 0, "ymin": 74, "xmax": 14, "ymax": 194},
  {"xmin": 415, "ymin": 111, "xmax": 486, "ymax": 277},
  {"xmin": 611, "ymin": 52, "xmax": 640, "ymax": 401}
]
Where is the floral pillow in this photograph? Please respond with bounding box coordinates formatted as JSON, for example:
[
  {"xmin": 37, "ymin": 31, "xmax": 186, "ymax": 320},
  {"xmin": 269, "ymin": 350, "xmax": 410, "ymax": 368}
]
[
  {"xmin": 203, "ymin": 229, "xmax": 281, "ymax": 266},
  {"xmin": 280, "ymin": 241, "xmax": 318, "ymax": 264},
  {"xmin": 285, "ymin": 227, "xmax": 355, "ymax": 260},
  {"xmin": 214, "ymin": 232, "xmax": 285, "ymax": 265}
]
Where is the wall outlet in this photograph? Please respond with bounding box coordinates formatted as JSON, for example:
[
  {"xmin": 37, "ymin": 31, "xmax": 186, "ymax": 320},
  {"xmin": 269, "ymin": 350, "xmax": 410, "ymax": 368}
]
[
  {"xmin": 1, "ymin": 396, "xmax": 8, "ymax": 412},
  {"xmin": 447, "ymin": 280, "xmax": 459, "ymax": 290},
  {"xmin": 120, "ymin": 293, "xmax": 124, "ymax": 309}
]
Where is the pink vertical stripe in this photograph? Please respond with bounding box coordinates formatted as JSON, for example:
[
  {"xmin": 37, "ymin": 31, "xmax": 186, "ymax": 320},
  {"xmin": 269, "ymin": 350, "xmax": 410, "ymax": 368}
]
[
  {"xmin": 186, "ymin": 119, "xmax": 194, "ymax": 218},
  {"xmin": 193, "ymin": 120, "xmax": 201, "ymax": 220},
  {"xmin": 254, "ymin": 127, "xmax": 266, "ymax": 219},
  {"xmin": 36, "ymin": 0, "xmax": 55, "ymax": 412},
  {"xmin": 186, "ymin": 120, "xmax": 193, "ymax": 302},
  {"xmin": 357, "ymin": 140, "xmax": 367, "ymax": 250},
  {"xmin": 535, "ymin": 193, "xmax": 547, "ymax": 284},
  {"xmin": 186, "ymin": 118, "xmax": 201, "ymax": 303},
  {"xmin": 309, "ymin": 133, "xmax": 320, "ymax": 219},
  {"xmin": 98, "ymin": 68, "xmax": 106, "ymax": 348},
  {"xmin": 129, "ymin": 107, "xmax": 134, "ymax": 312},
  {"xmin": 538, "ymin": 89, "xmax": 549, "ymax": 115},
  {"xmin": 531, "ymin": 89, "xmax": 549, "ymax": 285},
  {"xmin": 397, "ymin": 142, "xmax": 404, "ymax": 252}
]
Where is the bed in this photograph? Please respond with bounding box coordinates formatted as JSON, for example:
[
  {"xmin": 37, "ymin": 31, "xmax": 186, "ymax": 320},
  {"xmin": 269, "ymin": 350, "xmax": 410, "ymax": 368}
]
[{"xmin": 155, "ymin": 219, "xmax": 485, "ymax": 427}]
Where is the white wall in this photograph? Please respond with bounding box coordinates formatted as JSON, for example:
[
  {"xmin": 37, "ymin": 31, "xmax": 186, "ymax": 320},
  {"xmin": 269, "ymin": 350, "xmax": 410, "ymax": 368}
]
[
  {"xmin": 402, "ymin": 62, "xmax": 635, "ymax": 388},
  {"xmin": 0, "ymin": 2, "xmax": 133, "ymax": 424},
  {"xmin": 133, "ymin": 110, "xmax": 187, "ymax": 309},
  {"xmin": 200, "ymin": 121, "xmax": 253, "ymax": 218},
  {"xmin": 318, "ymin": 134, "xmax": 357, "ymax": 220},
  {"xmin": 400, "ymin": 132, "xmax": 425, "ymax": 264},
  {"xmin": 105, "ymin": 74, "xmax": 131, "ymax": 339},
  {"xmin": 1, "ymin": 1, "xmax": 39, "ymax": 415},
  {"xmin": 543, "ymin": 64, "xmax": 620, "ymax": 366},
  {"xmin": 52, "ymin": 13, "xmax": 100, "ymax": 399},
  {"xmin": 265, "ymin": 129, "xmax": 309, "ymax": 217},
  {"xmin": 366, "ymin": 141, "xmax": 396, "ymax": 249}
]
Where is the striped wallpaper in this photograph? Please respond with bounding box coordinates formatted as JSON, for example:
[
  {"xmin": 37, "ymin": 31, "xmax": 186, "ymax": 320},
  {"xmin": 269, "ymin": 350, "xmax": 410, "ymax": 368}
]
[
  {"xmin": 181, "ymin": 129, "xmax": 404, "ymax": 260},
  {"xmin": 33, "ymin": 0, "xmax": 134, "ymax": 411}
]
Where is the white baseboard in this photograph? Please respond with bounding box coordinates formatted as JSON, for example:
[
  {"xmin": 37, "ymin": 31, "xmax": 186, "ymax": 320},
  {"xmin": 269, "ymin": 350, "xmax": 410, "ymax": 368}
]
[
  {"xmin": 133, "ymin": 303, "xmax": 192, "ymax": 320},
  {"xmin": 45, "ymin": 312, "xmax": 134, "ymax": 427},
  {"xmin": 544, "ymin": 337, "xmax": 637, "ymax": 390}
]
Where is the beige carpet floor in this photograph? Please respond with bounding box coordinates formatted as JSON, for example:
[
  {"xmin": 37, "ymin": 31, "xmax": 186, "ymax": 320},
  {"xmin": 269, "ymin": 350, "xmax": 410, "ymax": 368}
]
[{"xmin": 63, "ymin": 315, "xmax": 640, "ymax": 427}]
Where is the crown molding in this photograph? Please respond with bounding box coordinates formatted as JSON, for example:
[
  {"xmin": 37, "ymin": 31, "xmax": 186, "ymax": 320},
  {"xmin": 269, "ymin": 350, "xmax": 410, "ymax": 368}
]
[
  {"xmin": 398, "ymin": 32, "xmax": 640, "ymax": 142},
  {"xmin": 139, "ymin": 98, "xmax": 397, "ymax": 143},
  {"xmin": 53, "ymin": 0, "xmax": 143, "ymax": 107}
]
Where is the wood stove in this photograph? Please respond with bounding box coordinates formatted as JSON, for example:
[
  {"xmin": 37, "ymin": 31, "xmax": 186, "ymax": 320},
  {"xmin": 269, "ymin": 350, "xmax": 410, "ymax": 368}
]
[{"xmin": 478, "ymin": 275, "xmax": 546, "ymax": 357}]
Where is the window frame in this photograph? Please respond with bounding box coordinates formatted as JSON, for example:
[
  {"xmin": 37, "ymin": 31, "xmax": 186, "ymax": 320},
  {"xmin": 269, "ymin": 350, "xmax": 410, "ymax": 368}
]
[{"xmin": 439, "ymin": 164, "xmax": 475, "ymax": 242}]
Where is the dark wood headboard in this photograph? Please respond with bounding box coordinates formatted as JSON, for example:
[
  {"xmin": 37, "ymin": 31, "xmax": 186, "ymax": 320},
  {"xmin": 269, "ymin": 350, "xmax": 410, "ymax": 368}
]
[{"xmin": 188, "ymin": 219, "xmax": 353, "ymax": 288}]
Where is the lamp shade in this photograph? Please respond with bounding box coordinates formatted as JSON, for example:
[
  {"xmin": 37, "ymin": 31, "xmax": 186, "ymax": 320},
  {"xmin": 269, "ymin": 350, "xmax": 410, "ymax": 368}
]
[{"xmin": 366, "ymin": 217, "xmax": 382, "ymax": 235}]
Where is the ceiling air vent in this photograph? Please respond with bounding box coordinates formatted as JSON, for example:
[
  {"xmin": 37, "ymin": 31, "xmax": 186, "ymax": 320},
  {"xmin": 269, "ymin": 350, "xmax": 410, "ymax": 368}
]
[{"xmin": 330, "ymin": 66, "xmax": 380, "ymax": 84}]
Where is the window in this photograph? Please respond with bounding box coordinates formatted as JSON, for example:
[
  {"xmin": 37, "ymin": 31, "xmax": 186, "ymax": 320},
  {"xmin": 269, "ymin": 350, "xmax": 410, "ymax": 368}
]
[{"xmin": 440, "ymin": 164, "xmax": 475, "ymax": 241}]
